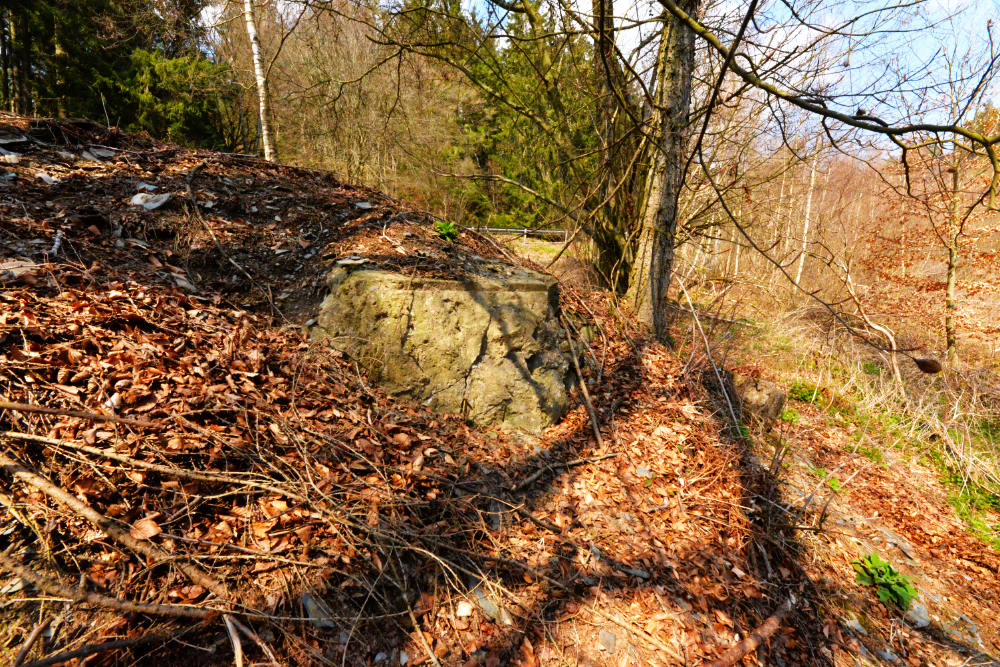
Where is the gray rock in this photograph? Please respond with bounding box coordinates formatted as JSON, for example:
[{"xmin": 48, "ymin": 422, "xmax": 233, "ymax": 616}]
[
  {"xmin": 301, "ymin": 592, "xmax": 336, "ymax": 628},
  {"xmin": 843, "ymin": 613, "xmax": 867, "ymax": 636},
  {"xmin": 904, "ymin": 601, "xmax": 930, "ymax": 629},
  {"xmin": 473, "ymin": 587, "xmax": 512, "ymax": 625},
  {"xmin": 875, "ymin": 648, "xmax": 899, "ymax": 663},
  {"xmin": 598, "ymin": 629, "xmax": 616, "ymax": 653},
  {"xmin": 732, "ymin": 372, "xmax": 787, "ymax": 429},
  {"xmin": 313, "ymin": 266, "xmax": 571, "ymax": 431},
  {"xmin": 130, "ymin": 192, "xmax": 171, "ymax": 210},
  {"xmin": 88, "ymin": 147, "xmax": 116, "ymax": 159}
]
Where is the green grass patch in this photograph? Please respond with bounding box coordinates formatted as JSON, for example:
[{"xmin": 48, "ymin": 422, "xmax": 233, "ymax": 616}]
[
  {"xmin": 945, "ymin": 483, "xmax": 1000, "ymax": 551},
  {"xmin": 856, "ymin": 444, "xmax": 885, "ymax": 466},
  {"xmin": 789, "ymin": 380, "xmax": 822, "ymax": 403},
  {"xmin": 434, "ymin": 219, "xmax": 459, "ymax": 241},
  {"xmin": 976, "ymin": 418, "xmax": 1000, "ymax": 445},
  {"xmin": 861, "ymin": 360, "xmax": 882, "ymax": 376},
  {"xmin": 809, "ymin": 466, "xmax": 844, "ymax": 492},
  {"xmin": 780, "ymin": 408, "xmax": 801, "ymax": 425}
]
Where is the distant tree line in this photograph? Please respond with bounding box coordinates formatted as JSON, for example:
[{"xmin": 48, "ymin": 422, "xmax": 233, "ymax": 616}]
[
  {"xmin": 3, "ymin": 0, "xmax": 997, "ymax": 360},
  {"xmin": 0, "ymin": 0, "xmax": 245, "ymax": 150}
]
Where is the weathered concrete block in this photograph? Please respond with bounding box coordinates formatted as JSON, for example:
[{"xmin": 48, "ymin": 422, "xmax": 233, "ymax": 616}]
[{"xmin": 312, "ymin": 262, "xmax": 571, "ymax": 431}]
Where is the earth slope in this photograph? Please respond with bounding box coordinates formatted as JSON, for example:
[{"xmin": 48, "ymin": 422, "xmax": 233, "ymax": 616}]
[{"xmin": 1, "ymin": 117, "xmax": 998, "ymax": 666}]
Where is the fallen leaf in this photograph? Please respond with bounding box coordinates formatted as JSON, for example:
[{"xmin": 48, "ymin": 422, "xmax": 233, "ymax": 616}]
[{"xmin": 130, "ymin": 517, "xmax": 162, "ymax": 540}]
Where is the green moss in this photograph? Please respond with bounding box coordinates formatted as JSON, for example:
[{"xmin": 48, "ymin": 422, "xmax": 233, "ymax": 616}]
[{"xmin": 976, "ymin": 418, "xmax": 1000, "ymax": 445}]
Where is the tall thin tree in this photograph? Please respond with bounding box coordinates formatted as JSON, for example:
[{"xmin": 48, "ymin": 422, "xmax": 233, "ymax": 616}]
[{"xmin": 243, "ymin": 0, "xmax": 277, "ymax": 162}]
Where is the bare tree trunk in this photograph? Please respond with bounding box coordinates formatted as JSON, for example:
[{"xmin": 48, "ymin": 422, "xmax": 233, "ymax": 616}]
[
  {"xmin": 1, "ymin": 11, "xmax": 10, "ymax": 111},
  {"xmin": 624, "ymin": 6, "xmax": 698, "ymax": 340},
  {"xmin": 945, "ymin": 164, "xmax": 960, "ymax": 364},
  {"xmin": 11, "ymin": 9, "xmax": 29, "ymax": 115},
  {"xmin": 243, "ymin": 0, "xmax": 277, "ymax": 162},
  {"xmin": 53, "ymin": 17, "xmax": 67, "ymax": 118},
  {"xmin": 767, "ymin": 169, "xmax": 787, "ymax": 291},
  {"xmin": 793, "ymin": 156, "xmax": 817, "ymax": 291},
  {"xmin": 732, "ymin": 225, "xmax": 741, "ymax": 277}
]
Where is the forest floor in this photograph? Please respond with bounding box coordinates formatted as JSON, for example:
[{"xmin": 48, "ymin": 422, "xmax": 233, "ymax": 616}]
[{"xmin": 0, "ymin": 116, "xmax": 998, "ymax": 666}]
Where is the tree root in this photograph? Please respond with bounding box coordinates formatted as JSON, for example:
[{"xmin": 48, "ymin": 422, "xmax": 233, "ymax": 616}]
[{"xmin": 705, "ymin": 596, "xmax": 796, "ymax": 667}]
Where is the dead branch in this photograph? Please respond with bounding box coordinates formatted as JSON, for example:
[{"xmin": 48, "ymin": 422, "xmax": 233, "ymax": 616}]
[
  {"xmin": 0, "ymin": 401, "xmax": 156, "ymax": 429},
  {"xmin": 513, "ymin": 506, "xmax": 562, "ymax": 534},
  {"xmin": 406, "ymin": 602, "xmax": 443, "ymax": 667},
  {"xmin": 560, "ymin": 315, "xmax": 605, "ymax": 449},
  {"xmin": 223, "ymin": 614, "xmax": 244, "ymax": 667},
  {"xmin": 12, "ymin": 615, "xmax": 52, "ymax": 667},
  {"xmin": 512, "ymin": 453, "xmax": 618, "ymax": 492},
  {"xmin": 704, "ymin": 596, "xmax": 796, "ymax": 667},
  {"xmin": 0, "ymin": 550, "xmax": 212, "ymax": 619},
  {"xmin": 19, "ymin": 635, "xmax": 170, "ymax": 667},
  {"xmin": 4, "ymin": 430, "xmax": 301, "ymax": 500},
  {"xmin": 228, "ymin": 616, "xmax": 280, "ymax": 665},
  {"xmin": 0, "ymin": 451, "xmax": 229, "ymax": 600}
]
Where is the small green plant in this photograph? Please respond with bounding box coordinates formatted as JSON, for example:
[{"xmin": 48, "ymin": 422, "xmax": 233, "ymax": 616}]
[
  {"xmin": 808, "ymin": 466, "xmax": 842, "ymax": 490},
  {"xmin": 780, "ymin": 408, "xmax": 801, "ymax": 425},
  {"xmin": 851, "ymin": 552, "xmax": 918, "ymax": 610},
  {"xmin": 856, "ymin": 444, "xmax": 885, "ymax": 465},
  {"xmin": 861, "ymin": 360, "xmax": 882, "ymax": 376},
  {"xmin": 789, "ymin": 380, "xmax": 821, "ymax": 403},
  {"xmin": 434, "ymin": 219, "xmax": 459, "ymax": 241}
]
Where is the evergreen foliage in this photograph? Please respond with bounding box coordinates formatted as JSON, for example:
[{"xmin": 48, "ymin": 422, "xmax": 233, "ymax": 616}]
[{"xmin": 0, "ymin": 0, "xmax": 244, "ymax": 149}]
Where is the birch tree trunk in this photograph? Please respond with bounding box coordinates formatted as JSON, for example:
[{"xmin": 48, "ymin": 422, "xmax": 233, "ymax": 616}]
[
  {"xmin": 53, "ymin": 17, "xmax": 67, "ymax": 118},
  {"xmin": 793, "ymin": 156, "xmax": 817, "ymax": 291},
  {"xmin": 243, "ymin": 0, "xmax": 277, "ymax": 162},
  {"xmin": 732, "ymin": 225, "xmax": 741, "ymax": 277},
  {"xmin": 1, "ymin": 11, "xmax": 11, "ymax": 111},
  {"xmin": 624, "ymin": 5, "xmax": 698, "ymax": 340}
]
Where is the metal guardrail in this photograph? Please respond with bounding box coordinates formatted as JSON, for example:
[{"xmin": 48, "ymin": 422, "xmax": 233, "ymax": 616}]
[{"xmin": 477, "ymin": 227, "xmax": 569, "ymax": 241}]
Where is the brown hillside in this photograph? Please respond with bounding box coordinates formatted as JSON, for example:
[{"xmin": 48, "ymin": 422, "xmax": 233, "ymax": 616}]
[{"xmin": 1, "ymin": 116, "xmax": 998, "ymax": 666}]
